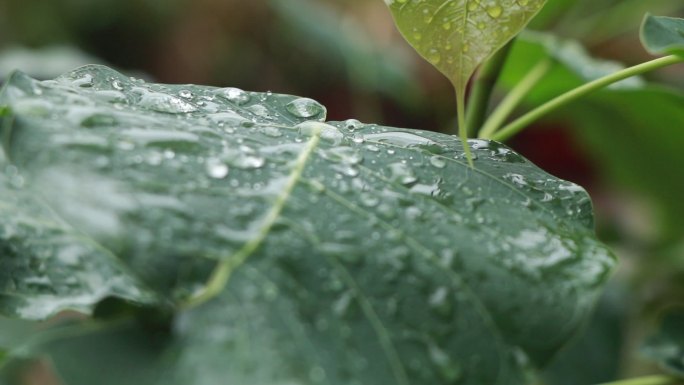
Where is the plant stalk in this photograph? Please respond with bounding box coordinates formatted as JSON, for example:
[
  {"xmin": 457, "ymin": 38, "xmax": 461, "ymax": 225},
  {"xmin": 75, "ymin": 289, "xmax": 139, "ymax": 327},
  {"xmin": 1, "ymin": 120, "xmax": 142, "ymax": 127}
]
[
  {"xmin": 478, "ymin": 59, "xmax": 551, "ymax": 139},
  {"xmin": 457, "ymin": 86, "xmax": 474, "ymax": 168},
  {"xmin": 465, "ymin": 40, "xmax": 515, "ymax": 137},
  {"xmin": 595, "ymin": 375, "xmax": 682, "ymax": 385},
  {"xmin": 490, "ymin": 55, "xmax": 684, "ymax": 142}
]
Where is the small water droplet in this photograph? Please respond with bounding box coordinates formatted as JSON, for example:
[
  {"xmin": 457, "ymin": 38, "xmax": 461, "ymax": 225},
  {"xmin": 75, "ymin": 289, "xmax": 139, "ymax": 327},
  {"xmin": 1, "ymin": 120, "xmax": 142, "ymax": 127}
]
[
  {"xmin": 246, "ymin": 104, "xmax": 271, "ymax": 118},
  {"xmin": 260, "ymin": 126, "xmax": 283, "ymax": 137},
  {"xmin": 486, "ymin": 5, "xmax": 503, "ymax": 18},
  {"xmin": 216, "ymin": 87, "xmax": 251, "ymax": 106},
  {"xmin": 344, "ymin": 119, "xmax": 362, "ymax": 130},
  {"xmin": 285, "ymin": 97, "xmax": 325, "ymax": 119},
  {"xmin": 72, "ymin": 74, "xmax": 94, "ymax": 88},
  {"xmin": 206, "ymin": 158, "xmax": 229, "ymax": 179},
  {"xmin": 389, "ymin": 163, "xmax": 418, "ymax": 186},
  {"xmin": 429, "ymin": 156, "xmax": 446, "ymax": 169},
  {"xmin": 427, "ymin": 49, "xmax": 442, "ymax": 64},
  {"xmin": 296, "ymin": 121, "xmax": 343, "ymax": 144},
  {"xmin": 81, "ymin": 113, "xmax": 117, "ymax": 128},
  {"xmin": 138, "ymin": 92, "xmax": 197, "ymax": 114}
]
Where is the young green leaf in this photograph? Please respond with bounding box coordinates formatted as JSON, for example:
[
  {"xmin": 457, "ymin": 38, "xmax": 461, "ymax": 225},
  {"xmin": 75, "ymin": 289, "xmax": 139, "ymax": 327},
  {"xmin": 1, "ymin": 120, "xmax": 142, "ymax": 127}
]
[
  {"xmin": 0, "ymin": 65, "xmax": 615, "ymax": 385},
  {"xmin": 384, "ymin": 0, "xmax": 547, "ymax": 159},
  {"xmin": 642, "ymin": 307, "xmax": 684, "ymax": 377},
  {"xmin": 640, "ymin": 14, "xmax": 684, "ymax": 56}
]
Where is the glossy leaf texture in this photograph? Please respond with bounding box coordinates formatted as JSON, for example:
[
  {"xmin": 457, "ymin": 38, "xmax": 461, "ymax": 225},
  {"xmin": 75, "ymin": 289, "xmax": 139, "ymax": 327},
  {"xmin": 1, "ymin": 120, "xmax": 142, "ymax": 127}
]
[
  {"xmin": 0, "ymin": 65, "xmax": 615, "ymax": 385},
  {"xmin": 385, "ymin": 0, "xmax": 547, "ymax": 90},
  {"xmin": 642, "ymin": 307, "xmax": 684, "ymax": 377},
  {"xmin": 640, "ymin": 14, "xmax": 684, "ymax": 56}
]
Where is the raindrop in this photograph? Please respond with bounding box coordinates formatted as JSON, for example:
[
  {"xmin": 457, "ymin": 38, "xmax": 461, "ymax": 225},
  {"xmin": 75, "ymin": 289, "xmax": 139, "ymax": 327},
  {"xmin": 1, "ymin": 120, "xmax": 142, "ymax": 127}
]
[
  {"xmin": 344, "ymin": 119, "xmax": 362, "ymax": 130},
  {"xmin": 389, "ymin": 163, "xmax": 418, "ymax": 186},
  {"xmin": 364, "ymin": 131, "xmax": 437, "ymax": 147},
  {"xmin": 216, "ymin": 87, "xmax": 251, "ymax": 106},
  {"xmin": 81, "ymin": 113, "xmax": 117, "ymax": 128},
  {"xmin": 246, "ymin": 104, "xmax": 271, "ymax": 118},
  {"xmin": 296, "ymin": 121, "xmax": 343, "ymax": 144},
  {"xmin": 322, "ymin": 147, "xmax": 363, "ymax": 165},
  {"xmin": 260, "ymin": 126, "xmax": 283, "ymax": 137},
  {"xmin": 231, "ymin": 155, "xmax": 265, "ymax": 169},
  {"xmin": 285, "ymin": 97, "xmax": 325, "ymax": 119},
  {"xmin": 179, "ymin": 90, "xmax": 194, "ymax": 99},
  {"xmin": 138, "ymin": 92, "xmax": 197, "ymax": 114},
  {"xmin": 430, "ymin": 286, "xmax": 452, "ymax": 312},
  {"xmin": 206, "ymin": 158, "xmax": 229, "ymax": 179},
  {"xmin": 486, "ymin": 5, "xmax": 503, "ymax": 18},
  {"xmin": 71, "ymin": 74, "xmax": 94, "ymax": 88},
  {"xmin": 429, "ymin": 156, "xmax": 446, "ymax": 169},
  {"xmin": 207, "ymin": 112, "xmax": 250, "ymax": 126}
]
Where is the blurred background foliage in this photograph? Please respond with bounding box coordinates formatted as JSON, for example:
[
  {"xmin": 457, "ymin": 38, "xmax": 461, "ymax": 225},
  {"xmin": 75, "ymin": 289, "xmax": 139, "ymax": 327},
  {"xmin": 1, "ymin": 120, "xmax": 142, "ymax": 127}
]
[{"xmin": 1, "ymin": 0, "xmax": 683, "ymax": 384}]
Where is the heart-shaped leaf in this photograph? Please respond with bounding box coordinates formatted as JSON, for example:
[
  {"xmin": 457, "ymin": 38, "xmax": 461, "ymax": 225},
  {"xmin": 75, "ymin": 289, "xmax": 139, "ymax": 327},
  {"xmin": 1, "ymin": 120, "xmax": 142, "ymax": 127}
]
[
  {"xmin": 0, "ymin": 65, "xmax": 614, "ymax": 385},
  {"xmin": 640, "ymin": 14, "xmax": 684, "ymax": 56},
  {"xmin": 384, "ymin": 0, "xmax": 548, "ymax": 154}
]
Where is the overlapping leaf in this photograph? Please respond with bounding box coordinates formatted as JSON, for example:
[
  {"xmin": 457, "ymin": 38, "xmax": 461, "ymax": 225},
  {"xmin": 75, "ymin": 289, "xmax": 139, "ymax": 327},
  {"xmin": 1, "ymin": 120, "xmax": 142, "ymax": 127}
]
[
  {"xmin": 498, "ymin": 33, "xmax": 684, "ymax": 238},
  {"xmin": 640, "ymin": 14, "xmax": 684, "ymax": 56},
  {"xmin": 0, "ymin": 65, "xmax": 614, "ymax": 384}
]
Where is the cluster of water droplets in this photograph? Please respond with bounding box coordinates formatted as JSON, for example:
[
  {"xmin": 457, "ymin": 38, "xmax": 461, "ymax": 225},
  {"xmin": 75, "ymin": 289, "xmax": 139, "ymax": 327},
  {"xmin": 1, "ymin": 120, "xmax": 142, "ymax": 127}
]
[{"xmin": 0, "ymin": 65, "xmax": 616, "ymax": 384}]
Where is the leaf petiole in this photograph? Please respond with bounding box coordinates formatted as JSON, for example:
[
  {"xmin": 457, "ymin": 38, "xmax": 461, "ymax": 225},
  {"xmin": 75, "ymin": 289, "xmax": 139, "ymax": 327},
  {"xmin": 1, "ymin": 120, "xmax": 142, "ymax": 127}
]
[
  {"xmin": 488, "ymin": 54, "xmax": 684, "ymax": 142},
  {"xmin": 478, "ymin": 59, "xmax": 552, "ymax": 139},
  {"xmin": 465, "ymin": 40, "xmax": 515, "ymax": 137}
]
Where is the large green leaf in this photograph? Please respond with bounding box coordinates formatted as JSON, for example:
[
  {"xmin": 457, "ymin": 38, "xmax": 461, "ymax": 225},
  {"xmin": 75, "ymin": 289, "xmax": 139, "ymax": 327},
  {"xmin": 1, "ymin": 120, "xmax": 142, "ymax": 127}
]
[
  {"xmin": 640, "ymin": 14, "xmax": 684, "ymax": 56},
  {"xmin": 0, "ymin": 65, "xmax": 614, "ymax": 384}
]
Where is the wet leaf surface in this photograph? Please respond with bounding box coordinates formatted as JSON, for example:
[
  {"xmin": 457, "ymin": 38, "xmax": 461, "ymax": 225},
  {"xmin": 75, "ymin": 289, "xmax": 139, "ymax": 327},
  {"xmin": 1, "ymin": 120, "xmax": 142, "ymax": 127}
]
[{"xmin": 0, "ymin": 65, "xmax": 615, "ymax": 385}]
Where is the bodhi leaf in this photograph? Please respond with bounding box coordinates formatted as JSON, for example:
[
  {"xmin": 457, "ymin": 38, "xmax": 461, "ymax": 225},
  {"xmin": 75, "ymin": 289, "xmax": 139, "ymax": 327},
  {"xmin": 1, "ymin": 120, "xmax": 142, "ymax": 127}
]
[
  {"xmin": 642, "ymin": 307, "xmax": 684, "ymax": 377},
  {"xmin": 640, "ymin": 14, "xmax": 684, "ymax": 56},
  {"xmin": 0, "ymin": 65, "xmax": 615, "ymax": 385},
  {"xmin": 384, "ymin": 0, "xmax": 548, "ymax": 160}
]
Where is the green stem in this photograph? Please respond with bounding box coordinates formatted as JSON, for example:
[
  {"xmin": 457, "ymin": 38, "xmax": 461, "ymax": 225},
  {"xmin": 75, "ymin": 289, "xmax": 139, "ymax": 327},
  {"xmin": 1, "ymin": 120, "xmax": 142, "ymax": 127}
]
[
  {"xmin": 457, "ymin": 87, "xmax": 474, "ymax": 168},
  {"xmin": 595, "ymin": 375, "xmax": 682, "ymax": 385},
  {"xmin": 490, "ymin": 55, "xmax": 684, "ymax": 142},
  {"xmin": 465, "ymin": 40, "xmax": 515, "ymax": 137},
  {"xmin": 478, "ymin": 59, "xmax": 551, "ymax": 139}
]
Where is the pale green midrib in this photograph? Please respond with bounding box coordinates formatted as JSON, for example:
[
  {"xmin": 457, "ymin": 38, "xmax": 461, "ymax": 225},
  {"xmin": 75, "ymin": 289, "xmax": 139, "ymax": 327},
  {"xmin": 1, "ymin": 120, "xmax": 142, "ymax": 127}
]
[
  {"xmin": 316, "ymin": 184, "xmax": 511, "ymax": 382},
  {"xmin": 183, "ymin": 129, "xmax": 322, "ymax": 309}
]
